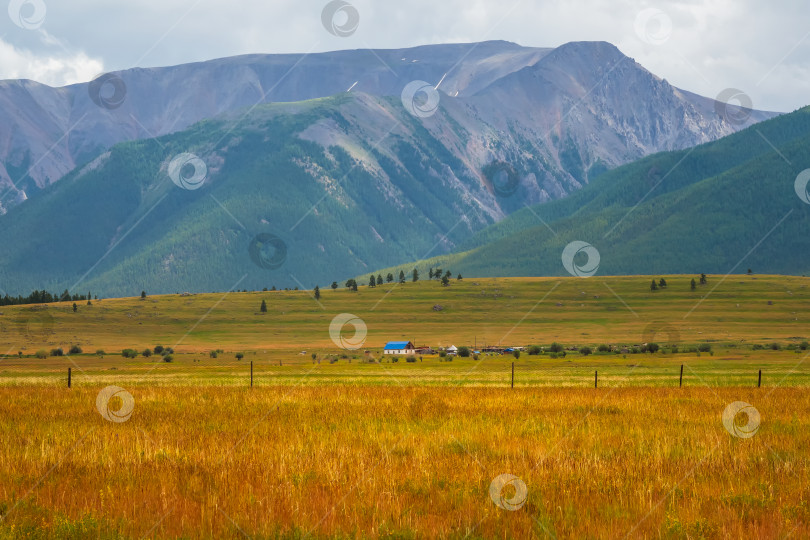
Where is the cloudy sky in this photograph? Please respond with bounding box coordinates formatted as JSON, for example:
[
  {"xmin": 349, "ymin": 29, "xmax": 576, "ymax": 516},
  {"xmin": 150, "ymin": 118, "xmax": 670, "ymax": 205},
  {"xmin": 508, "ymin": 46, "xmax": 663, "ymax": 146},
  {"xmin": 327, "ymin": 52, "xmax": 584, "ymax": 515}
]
[{"xmin": 1, "ymin": 0, "xmax": 807, "ymax": 112}]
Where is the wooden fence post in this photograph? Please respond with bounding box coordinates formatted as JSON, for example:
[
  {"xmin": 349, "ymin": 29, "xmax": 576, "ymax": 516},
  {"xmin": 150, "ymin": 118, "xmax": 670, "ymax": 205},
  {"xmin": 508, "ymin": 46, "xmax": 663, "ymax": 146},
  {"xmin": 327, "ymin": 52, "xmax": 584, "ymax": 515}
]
[
  {"xmin": 511, "ymin": 362, "xmax": 514, "ymax": 389},
  {"xmin": 679, "ymin": 364, "xmax": 683, "ymax": 387},
  {"xmin": 67, "ymin": 367, "xmax": 71, "ymax": 389},
  {"xmin": 595, "ymin": 370, "xmax": 598, "ymax": 388},
  {"xmin": 758, "ymin": 369, "xmax": 762, "ymax": 388}
]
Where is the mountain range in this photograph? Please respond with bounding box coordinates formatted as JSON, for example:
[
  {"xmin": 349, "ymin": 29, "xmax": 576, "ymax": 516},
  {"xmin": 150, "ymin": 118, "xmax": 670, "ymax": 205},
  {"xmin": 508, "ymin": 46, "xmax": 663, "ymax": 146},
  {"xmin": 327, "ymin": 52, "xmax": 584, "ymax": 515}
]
[{"xmin": 0, "ymin": 40, "xmax": 786, "ymax": 297}]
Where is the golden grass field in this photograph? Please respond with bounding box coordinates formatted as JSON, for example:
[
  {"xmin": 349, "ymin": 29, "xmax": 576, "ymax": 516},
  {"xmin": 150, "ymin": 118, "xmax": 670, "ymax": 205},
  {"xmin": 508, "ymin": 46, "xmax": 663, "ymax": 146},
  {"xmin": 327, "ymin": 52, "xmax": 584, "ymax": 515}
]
[{"xmin": 0, "ymin": 276, "xmax": 809, "ymax": 538}]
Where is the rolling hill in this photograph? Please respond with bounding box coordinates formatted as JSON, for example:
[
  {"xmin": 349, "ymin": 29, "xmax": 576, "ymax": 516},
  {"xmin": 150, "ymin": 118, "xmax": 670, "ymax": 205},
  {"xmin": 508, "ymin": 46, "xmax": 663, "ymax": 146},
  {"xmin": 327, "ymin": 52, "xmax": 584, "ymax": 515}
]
[{"xmin": 362, "ymin": 105, "xmax": 810, "ymax": 281}]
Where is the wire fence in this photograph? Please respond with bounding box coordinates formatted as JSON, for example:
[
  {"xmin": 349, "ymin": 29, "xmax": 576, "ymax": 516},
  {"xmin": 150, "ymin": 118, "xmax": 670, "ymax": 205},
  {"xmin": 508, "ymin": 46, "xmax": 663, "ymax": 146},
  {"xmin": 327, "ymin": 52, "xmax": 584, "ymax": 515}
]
[{"xmin": 2, "ymin": 354, "xmax": 809, "ymax": 388}]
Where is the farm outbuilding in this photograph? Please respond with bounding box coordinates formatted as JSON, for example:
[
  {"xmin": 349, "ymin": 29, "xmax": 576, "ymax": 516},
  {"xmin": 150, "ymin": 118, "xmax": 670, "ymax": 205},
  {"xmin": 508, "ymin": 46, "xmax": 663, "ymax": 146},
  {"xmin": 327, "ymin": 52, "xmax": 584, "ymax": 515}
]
[{"xmin": 384, "ymin": 341, "xmax": 416, "ymax": 355}]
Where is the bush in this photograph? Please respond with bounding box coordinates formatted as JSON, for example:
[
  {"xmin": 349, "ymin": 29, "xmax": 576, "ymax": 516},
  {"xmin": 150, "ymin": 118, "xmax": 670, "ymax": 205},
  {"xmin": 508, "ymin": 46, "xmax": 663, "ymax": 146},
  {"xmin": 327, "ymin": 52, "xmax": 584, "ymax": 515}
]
[
  {"xmin": 549, "ymin": 342, "xmax": 564, "ymax": 353},
  {"xmin": 439, "ymin": 351, "xmax": 447, "ymax": 358},
  {"xmin": 458, "ymin": 346, "xmax": 471, "ymax": 357},
  {"xmin": 670, "ymin": 345, "xmax": 679, "ymax": 354},
  {"xmin": 209, "ymin": 351, "xmax": 218, "ymax": 358},
  {"xmin": 647, "ymin": 343, "xmax": 660, "ymax": 353},
  {"xmin": 549, "ymin": 352, "xmax": 558, "ymax": 359},
  {"xmin": 513, "ymin": 350, "xmax": 521, "ymax": 359},
  {"xmin": 800, "ymin": 341, "xmax": 809, "ymax": 351},
  {"xmin": 235, "ymin": 353, "xmax": 244, "ymax": 360},
  {"xmin": 406, "ymin": 356, "xmax": 417, "ymax": 363},
  {"xmin": 121, "ymin": 349, "xmax": 138, "ymax": 358},
  {"xmin": 527, "ymin": 345, "xmax": 542, "ymax": 355},
  {"xmin": 580, "ymin": 346, "xmax": 593, "ymax": 356},
  {"xmin": 95, "ymin": 349, "xmax": 105, "ymax": 356},
  {"xmin": 473, "ymin": 354, "xmax": 479, "ymax": 361},
  {"xmin": 752, "ymin": 344, "xmax": 764, "ymax": 350},
  {"xmin": 68, "ymin": 345, "xmax": 82, "ymax": 355},
  {"xmin": 597, "ymin": 344, "xmax": 610, "ymax": 353},
  {"xmin": 35, "ymin": 350, "xmax": 48, "ymax": 359},
  {"xmin": 631, "ymin": 347, "xmax": 641, "ymax": 354},
  {"xmin": 142, "ymin": 349, "xmax": 152, "ymax": 358},
  {"xmin": 163, "ymin": 354, "xmax": 173, "ymax": 363},
  {"xmin": 391, "ymin": 357, "xmax": 399, "ymax": 363},
  {"xmin": 696, "ymin": 343, "xmax": 712, "ymax": 353},
  {"xmin": 163, "ymin": 347, "xmax": 174, "ymax": 355},
  {"xmin": 153, "ymin": 345, "xmax": 164, "ymax": 355},
  {"xmin": 50, "ymin": 348, "xmax": 64, "ymax": 357},
  {"xmin": 770, "ymin": 342, "xmax": 781, "ymax": 351}
]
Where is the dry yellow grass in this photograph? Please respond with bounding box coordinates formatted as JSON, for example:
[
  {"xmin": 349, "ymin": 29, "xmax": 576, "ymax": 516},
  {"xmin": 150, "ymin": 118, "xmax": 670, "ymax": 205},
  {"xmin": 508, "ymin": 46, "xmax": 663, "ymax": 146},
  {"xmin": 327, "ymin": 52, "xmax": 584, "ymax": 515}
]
[{"xmin": 0, "ymin": 385, "xmax": 807, "ymax": 539}]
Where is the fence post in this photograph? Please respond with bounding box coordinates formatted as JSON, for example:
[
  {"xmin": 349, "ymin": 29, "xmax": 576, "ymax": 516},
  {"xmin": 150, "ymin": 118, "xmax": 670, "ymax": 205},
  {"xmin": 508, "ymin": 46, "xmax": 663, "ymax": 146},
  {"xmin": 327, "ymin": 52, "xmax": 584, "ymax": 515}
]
[
  {"xmin": 67, "ymin": 367, "xmax": 71, "ymax": 389},
  {"xmin": 758, "ymin": 369, "xmax": 762, "ymax": 388},
  {"xmin": 511, "ymin": 362, "xmax": 514, "ymax": 389},
  {"xmin": 250, "ymin": 361, "xmax": 254, "ymax": 388},
  {"xmin": 595, "ymin": 370, "xmax": 598, "ymax": 388},
  {"xmin": 679, "ymin": 364, "xmax": 683, "ymax": 387}
]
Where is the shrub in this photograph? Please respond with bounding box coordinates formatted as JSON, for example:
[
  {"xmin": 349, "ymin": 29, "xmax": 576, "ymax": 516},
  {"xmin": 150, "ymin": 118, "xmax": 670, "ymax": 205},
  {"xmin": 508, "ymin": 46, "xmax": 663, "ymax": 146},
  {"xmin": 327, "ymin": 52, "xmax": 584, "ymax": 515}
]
[
  {"xmin": 549, "ymin": 352, "xmax": 558, "ymax": 359},
  {"xmin": 392, "ymin": 357, "xmax": 399, "ymax": 363},
  {"xmin": 235, "ymin": 353, "xmax": 244, "ymax": 360},
  {"xmin": 473, "ymin": 354, "xmax": 479, "ymax": 361},
  {"xmin": 406, "ymin": 356, "xmax": 417, "ymax": 363},
  {"xmin": 513, "ymin": 350, "xmax": 521, "ymax": 359},
  {"xmin": 121, "ymin": 349, "xmax": 138, "ymax": 358},
  {"xmin": 770, "ymin": 342, "xmax": 781, "ymax": 351},
  {"xmin": 163, "ymin": 354, "xmax": 173, "ymax": 363},
  {"xmin": 647, "ymin": 343, "xmax": 660, "ymax": 353},
  {"xmin": 142, "ymin": 349, "xmax": 152, "ymax": 358},
  {"xmin": 670, "ymin": 345, "xmax": 679, "ymax": 354},
  {"xmin": 597, "ymin": 344, "xmax": 610, "ymax": 353},
  {"xmin": 580, "ymin": 346, "xmax": 593, "ymax": 356},
  {"xmin": 527, "ymin": 345, "xmax": 542, "ymax": 355},
  {"xmin": 800, "ymin": 341, "xmax": 809, "ymax": 351},
  {"xmin": 752, "ymin": 344, "xmax": 764, "ymax": 350},
  {"xmin": 153, "ymin": 345, "xmax": 164, "ymax": 355},
  {"xmin": 68, "ymin": 345, "xmax": 83, "ymax": 355},
  {"xmin": 50, "ymin": 348, "xmax": 64, "ymax": 357},
  {"xmin": 549, "ymin": 342, "xmax": 564, "ymax": 353},
  {"xmin": 163, "ymin": 347, "xmax": 174, "ymax": 355},
  {"xmin": 439, "ymin": 351, "xmax": 447, "ymax": 358},
  {"xmin": 35, "ymin": 350, "xmax": 48, "ymax": 359},
  {"xmin": 631, "ymin": 347, "xmax": 641, "ymax": 354},
  {"xmin": 458, "ymin": 346, "xmax": 471, "ymax": 357},
  {"xmin": 698, "ymin": 343, "xmax": 712, "ymax": 353},
  {"xmin": 95, "ymin": 349, "xmax": 105, "ymax": 356},
  {"xmin": 209, "ymin": 351, "xmax": 218, "ymax": 359}
]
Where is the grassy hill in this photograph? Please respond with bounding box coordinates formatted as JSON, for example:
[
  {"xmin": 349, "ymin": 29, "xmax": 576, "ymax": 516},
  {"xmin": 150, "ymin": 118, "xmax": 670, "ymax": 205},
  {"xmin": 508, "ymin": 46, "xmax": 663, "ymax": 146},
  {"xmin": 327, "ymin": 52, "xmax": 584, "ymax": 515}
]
[{"xmin": 368, "ymin": 106, "xmax": 810, "ymax": 280}]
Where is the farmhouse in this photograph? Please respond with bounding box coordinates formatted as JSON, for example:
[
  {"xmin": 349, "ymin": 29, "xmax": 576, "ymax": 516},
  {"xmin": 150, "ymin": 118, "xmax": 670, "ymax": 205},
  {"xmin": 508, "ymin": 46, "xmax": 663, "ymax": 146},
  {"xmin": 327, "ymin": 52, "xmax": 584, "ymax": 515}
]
[{"xmin": 384, "ymin": 341, "xmax": 416, "ymax": 355}]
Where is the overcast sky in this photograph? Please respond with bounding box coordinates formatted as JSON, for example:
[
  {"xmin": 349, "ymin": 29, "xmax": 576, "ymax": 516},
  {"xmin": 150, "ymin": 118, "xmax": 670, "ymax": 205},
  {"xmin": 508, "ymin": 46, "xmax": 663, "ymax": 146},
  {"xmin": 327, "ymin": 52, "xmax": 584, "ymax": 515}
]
[{"xmin": 1, "ymin": 0, "xmax": 807, "ymax": 112}]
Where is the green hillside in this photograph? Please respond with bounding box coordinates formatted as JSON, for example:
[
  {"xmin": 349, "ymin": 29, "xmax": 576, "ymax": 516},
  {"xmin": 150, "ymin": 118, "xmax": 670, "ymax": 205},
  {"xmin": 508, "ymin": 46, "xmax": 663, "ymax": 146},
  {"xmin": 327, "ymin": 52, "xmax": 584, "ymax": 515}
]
[{"xmin": 364, "ymin": 106, "xmax": 810, "ymax": 281}]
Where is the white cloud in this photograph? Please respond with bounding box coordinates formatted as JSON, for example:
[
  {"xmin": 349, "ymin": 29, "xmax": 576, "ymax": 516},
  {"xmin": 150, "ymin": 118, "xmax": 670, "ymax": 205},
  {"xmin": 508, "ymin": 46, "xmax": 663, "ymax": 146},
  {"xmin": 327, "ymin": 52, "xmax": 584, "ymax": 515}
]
[{"xmin": 0, "ymin": 37, "xmax": 103, "ymax": 87}]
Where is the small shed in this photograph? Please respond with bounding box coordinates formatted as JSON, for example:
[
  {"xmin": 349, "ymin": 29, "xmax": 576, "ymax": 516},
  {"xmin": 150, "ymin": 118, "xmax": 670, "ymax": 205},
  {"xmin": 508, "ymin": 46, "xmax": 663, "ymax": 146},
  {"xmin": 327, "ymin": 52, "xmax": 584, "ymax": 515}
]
[
  {"xmin": 446, "ymin": 345, "xmax": 458, "ymax": 355},
  {"xmin": 384, "ymin": 341, "xmax": 416, "ymax": 355}
]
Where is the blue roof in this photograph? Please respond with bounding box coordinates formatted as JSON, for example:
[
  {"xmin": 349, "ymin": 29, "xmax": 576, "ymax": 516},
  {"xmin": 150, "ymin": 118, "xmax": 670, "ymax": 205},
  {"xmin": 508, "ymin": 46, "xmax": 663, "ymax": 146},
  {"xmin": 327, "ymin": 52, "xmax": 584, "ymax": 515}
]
[{"xmin": 384, "ymin": 341, "xmax": 412, "ymax": 349}]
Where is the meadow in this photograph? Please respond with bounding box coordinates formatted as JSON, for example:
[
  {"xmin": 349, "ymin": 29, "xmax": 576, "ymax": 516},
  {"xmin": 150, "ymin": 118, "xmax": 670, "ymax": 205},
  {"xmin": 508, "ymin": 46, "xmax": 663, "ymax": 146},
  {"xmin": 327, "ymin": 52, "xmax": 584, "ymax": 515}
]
[{"xmin": 0, "ymin": 276, "xmax": 808, "ymax": 538}]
